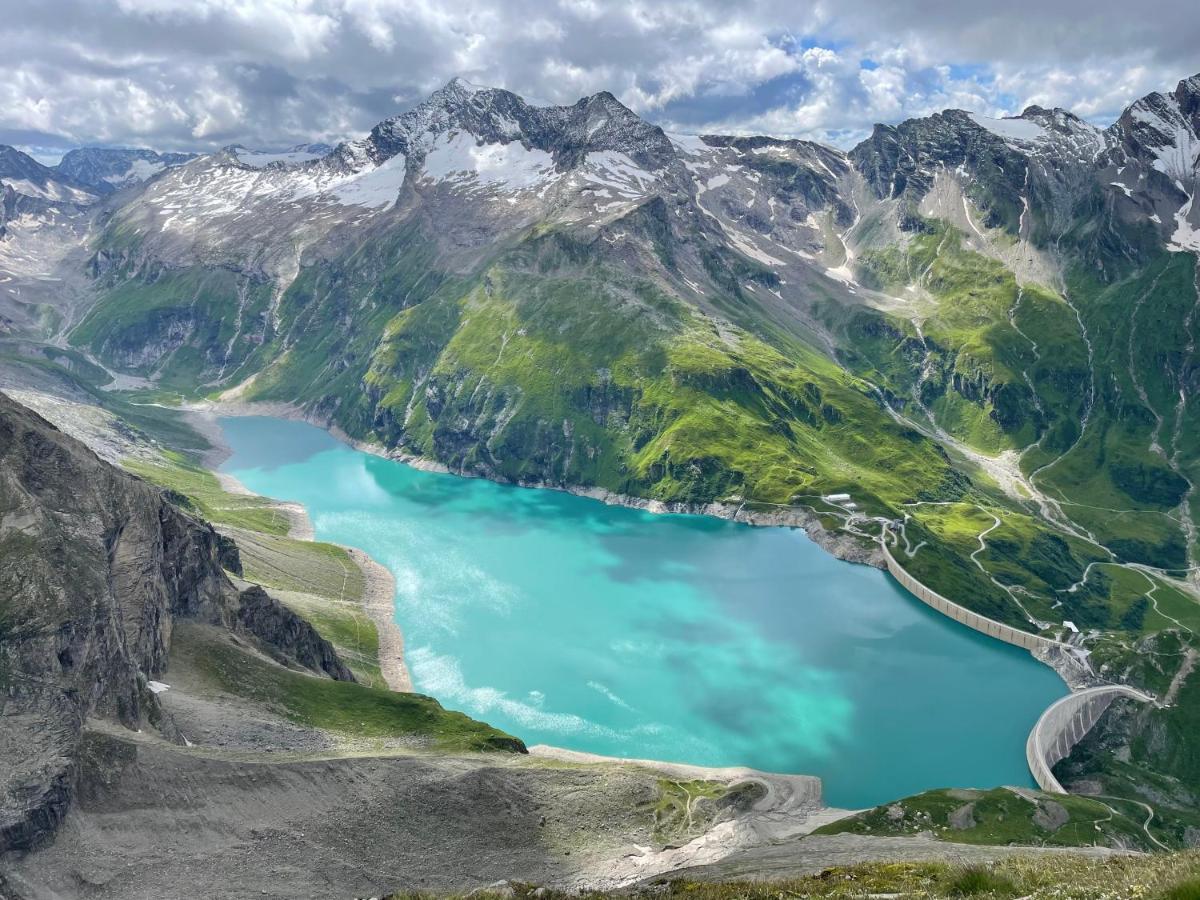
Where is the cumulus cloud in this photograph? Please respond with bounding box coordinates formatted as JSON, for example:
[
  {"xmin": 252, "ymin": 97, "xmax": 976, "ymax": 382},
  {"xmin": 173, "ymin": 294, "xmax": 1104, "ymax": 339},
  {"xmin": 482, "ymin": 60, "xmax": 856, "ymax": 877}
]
[{"xmin": 1, "ymin": 0, "xmax": 1197, "ymax": 158}]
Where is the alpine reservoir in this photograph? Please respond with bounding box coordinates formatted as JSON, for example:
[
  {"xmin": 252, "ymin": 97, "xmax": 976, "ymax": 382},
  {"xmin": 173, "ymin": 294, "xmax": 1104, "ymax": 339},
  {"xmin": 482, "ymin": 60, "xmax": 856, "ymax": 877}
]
[{"xmin": 219, "ymin": 415, "xmax": 1067, "ymax": 808}]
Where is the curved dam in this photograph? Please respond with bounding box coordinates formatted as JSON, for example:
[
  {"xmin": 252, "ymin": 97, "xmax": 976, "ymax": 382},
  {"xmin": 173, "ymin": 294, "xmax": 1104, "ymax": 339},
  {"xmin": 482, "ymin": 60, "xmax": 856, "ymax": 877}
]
[
  {"xmin": 217, "ymin": 415, "xmax": 1068, "ymax": 810},
  {"xmin": 880, "ymin": 533, "xmax": 1073, "ymax": 654},
  {"xmin": 882, "ymin": 529, "xmax": 1156, "ymax": 793},
  {"xmin": 1026, "ymin": 685, "xmax": 1155, "ymax": 793}
]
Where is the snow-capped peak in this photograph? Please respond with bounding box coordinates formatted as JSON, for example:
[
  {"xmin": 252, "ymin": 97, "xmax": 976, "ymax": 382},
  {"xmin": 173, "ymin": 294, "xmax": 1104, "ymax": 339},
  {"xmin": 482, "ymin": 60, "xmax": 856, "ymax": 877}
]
[
  {"xmin": 968, "ymin": 111, "xmax": 1048, "ymax": 143},
  {"xmin": 444, "ymin": 76, "xmax": 497, "ymax": 95},
  {"xmin": 1116, "ymin": 80, "xmax": 1200, "ymax": 182}
]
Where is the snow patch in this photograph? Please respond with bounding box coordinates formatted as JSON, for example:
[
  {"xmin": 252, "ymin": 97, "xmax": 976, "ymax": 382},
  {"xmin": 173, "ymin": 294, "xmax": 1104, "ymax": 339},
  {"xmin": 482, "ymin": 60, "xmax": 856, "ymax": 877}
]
[
  {"xmin": 1168, "ymin": 191, "xmax": 1200, "ymax": 253},
  {"xmin": 103, "ymin": 158, "xmax": 165, "ymax": 184},
  {"xmin": 326, "ymin": 153, "xmax": 408, "ymax": 208},
  {"xmin": 667, "ymin": 133, "xmax": 710, "ymax": 155},
  {"xmin": 581, "ymin": 151, "xmax": 656, "ymax": 197},
  {"xmin": 423, "ymin": 132, "xmax": 556, "ymax": 190},
  {"xmin": 235, "ymin": 148, "xmax": 327, "ymax": 168},
  {"xmin": 1130, "ymin": 99, "xmax": 1200, "ymax": 182},
  {"xmin": 968, "ymin": 112, "xmax": 1047, "ymax": 143},
  {"xmin": 825, "ymin": 264, "xmax": 857, "ymax": 285},
  {"xmin": 1, "ymin": 178, "xmax": 92, "ymax": 204}
]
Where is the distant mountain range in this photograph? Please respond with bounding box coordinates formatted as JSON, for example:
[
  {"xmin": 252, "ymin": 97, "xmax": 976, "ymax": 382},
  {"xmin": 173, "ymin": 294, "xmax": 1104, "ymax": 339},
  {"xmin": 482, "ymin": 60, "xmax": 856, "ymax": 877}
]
[
  {"xmin": 2, "ymin": 72, "xmax": 1199, "ymax": 836},
  {"xmin": 55, "ymin": 147, "xmax": 198, "ymax": 194}
]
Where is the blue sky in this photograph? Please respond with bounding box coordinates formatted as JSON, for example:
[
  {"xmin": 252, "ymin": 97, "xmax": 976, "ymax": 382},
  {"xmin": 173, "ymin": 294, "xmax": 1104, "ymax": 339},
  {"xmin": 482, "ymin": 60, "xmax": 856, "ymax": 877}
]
[{"xmin": 2, "ymin": 0, "xmax": 1197, "ymax": 160}]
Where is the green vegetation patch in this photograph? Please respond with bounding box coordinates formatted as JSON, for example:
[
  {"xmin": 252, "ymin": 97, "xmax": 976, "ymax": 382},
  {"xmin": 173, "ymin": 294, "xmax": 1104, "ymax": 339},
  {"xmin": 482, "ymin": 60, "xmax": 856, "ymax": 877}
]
[
  {"xmin": 380, "ymin": 850, "xmax": 1200, "ymax": 899},
  {"xmin": 814, "ymin": 787, "xmax": 1150, "ymax": 849},
  {"xmin": 71, "ymin": 265, "xmax": 274, "ymax": 391},
  {"xmin": 176, "ymin": 628, "xmax": 523, "ymax": 753},
  {"xmin": 647, "ymin": 778, "xmax": 766, "ymax": 846},
  {"xmin": 125, "ymin": 453, "xmax": 291, "ymax": 535},
  {"xmin": 266, "ymin": 586, "xmax": 383, "ymax": 688},
  {"xmin": 841, "ymin": 223, "xmax": 1074, "ymax": 456},
  {"xmin": 128, "ymin": 450, "xmax": 388, "ymax": 686}
]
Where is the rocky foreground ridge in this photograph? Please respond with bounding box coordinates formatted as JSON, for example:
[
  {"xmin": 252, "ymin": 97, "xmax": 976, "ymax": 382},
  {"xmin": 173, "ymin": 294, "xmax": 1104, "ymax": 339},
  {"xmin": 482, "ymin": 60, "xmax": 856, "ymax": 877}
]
[
  {"xmin": 2, "ymin": 68, "xmax": 1200, "ymax": 890},
  {"xmin": 0, "ymin": 390, "xmax": 351, "ymax": 854}
]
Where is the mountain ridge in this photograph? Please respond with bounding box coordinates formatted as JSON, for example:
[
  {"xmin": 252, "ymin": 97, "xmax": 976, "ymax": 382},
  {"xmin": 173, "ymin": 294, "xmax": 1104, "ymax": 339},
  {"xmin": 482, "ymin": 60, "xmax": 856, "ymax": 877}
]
[{"xmin": 2, "ymin": 69, "xmax": 1200, "ymax": 842}]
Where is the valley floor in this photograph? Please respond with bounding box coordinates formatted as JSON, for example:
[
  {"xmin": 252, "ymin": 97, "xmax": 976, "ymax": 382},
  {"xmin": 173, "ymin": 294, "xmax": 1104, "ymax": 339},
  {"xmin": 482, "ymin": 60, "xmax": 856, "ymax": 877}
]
[{"xmin": 0, "ymin": 381, "xmax": 1181, "ymax": 895}]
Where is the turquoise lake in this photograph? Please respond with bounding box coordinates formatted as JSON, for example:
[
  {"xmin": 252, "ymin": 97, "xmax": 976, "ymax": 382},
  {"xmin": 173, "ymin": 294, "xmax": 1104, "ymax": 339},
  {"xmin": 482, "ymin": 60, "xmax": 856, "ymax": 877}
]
[{"xmin": 218, "ymin": 415, "xmax": 1067, "ymax": 809}]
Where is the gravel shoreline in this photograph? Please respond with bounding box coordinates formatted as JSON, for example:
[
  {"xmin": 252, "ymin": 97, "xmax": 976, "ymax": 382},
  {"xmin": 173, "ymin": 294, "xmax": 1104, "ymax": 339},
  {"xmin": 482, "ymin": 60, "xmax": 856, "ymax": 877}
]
[{"xmin": 183, "ymin": 405, "xmax": 411, "ymax": 693}]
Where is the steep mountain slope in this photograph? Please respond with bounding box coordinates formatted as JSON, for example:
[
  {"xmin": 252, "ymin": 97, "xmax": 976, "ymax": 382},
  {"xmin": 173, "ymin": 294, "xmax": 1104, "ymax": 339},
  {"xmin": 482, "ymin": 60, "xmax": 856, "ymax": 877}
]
[
  {"xmin": 0, "ymin": 389, "xmax": 489, "ymax": 853},
  {"xmin": 0, "ymin": 146, "xmax": 101, "ymax": 336},
  {"xmin": 7, "ymin": 72, "xmax": 1200, "ymax": 837},
  {"xmin": 69, "ymin": 79, "xmax": 958, "ymax": 528},
  {"xmin": 65, "ymin": 76, "xmax": 1200, "ymax": 597},
  {"xmin": 831, "ymin": 78, "xmax": 1200, "ymax": 579},
  {"xmin": 0, "ymin": 147, "xmax": 96, "ymax": 206},
  {"xmin": 54, "ymin": 147, "xmax": 197, "ymax": 194}
]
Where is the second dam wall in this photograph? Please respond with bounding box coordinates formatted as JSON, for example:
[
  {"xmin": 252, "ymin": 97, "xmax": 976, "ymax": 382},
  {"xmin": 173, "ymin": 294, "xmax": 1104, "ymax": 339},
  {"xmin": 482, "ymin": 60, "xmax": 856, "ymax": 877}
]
[{"xmin": 881, "ymin": 537, "xmax": 1072, "ymax": 654}]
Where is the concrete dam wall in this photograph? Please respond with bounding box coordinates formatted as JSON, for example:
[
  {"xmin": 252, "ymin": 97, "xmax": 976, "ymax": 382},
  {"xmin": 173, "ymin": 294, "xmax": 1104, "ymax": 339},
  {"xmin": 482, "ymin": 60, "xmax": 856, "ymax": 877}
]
[
  {"xmin": 880, "ymin": 532, "xmax": 1156, "ymax": 793},
  {"xmin": 1026, "ymin": 685, "xmax": 1154, "ymax": 793},
  {"xmin": 880, "ymin": 538, "xmax": 1072, "ymax": 654}
]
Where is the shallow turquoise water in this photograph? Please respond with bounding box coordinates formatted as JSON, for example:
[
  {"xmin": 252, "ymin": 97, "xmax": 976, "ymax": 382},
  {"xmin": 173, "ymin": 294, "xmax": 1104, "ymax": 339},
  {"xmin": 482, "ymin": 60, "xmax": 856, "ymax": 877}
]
[{"xmin": 219, "ymin": 415, "xmax": 1067, "ymax": 808}]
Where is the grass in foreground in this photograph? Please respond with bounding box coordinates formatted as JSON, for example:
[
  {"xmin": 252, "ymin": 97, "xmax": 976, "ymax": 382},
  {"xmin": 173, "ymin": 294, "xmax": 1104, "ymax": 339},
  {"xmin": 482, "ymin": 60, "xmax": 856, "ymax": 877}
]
[
  {"xmin": 381, "ymin": 851, "xmax": 1200, "ymax": 899},
  {"xmin": 814, "ymin": 787, "xmax": 1150, "ymax": 850}
]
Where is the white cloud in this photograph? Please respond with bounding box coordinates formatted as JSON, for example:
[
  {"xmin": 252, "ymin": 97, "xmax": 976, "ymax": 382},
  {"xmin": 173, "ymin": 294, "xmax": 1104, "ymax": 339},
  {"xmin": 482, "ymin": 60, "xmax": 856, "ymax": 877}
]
[{"xmin": 0, "ymin": 0, "xmax": 1195, "ymax": 153}]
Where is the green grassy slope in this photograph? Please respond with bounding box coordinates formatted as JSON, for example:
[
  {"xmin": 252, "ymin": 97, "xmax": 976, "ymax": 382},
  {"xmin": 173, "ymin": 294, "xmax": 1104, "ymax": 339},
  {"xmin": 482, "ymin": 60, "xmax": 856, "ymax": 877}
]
[
  {"xmin": 172, "ymin": 624, "xmax": 521, "ymax": 752},
  {"xmin": 125, "ymin": 449, "xmax": 388, "ymax": 687},
  {"xmin": 822, "ymin": 213, "xmax": 1200, "ymax": 840},
  {"xmin": 65, "ymin": 179, "xmax": 1200, "ymax": 838},
  {"xmin": 814, "ymin": 787, "xmax": 1150, "ymax": 849}
]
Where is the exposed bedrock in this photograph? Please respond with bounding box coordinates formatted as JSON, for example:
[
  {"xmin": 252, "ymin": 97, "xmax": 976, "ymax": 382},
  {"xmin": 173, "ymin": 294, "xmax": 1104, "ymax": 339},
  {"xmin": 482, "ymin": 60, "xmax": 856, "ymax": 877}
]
[{"xmin": 0, "ymin": 391, "xmax": 351, "ymax": 855}]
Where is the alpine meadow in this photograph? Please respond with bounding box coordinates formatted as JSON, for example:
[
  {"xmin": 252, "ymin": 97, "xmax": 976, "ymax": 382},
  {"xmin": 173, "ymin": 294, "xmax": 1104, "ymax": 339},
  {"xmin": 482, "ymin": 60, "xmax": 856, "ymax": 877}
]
[{"xmin": 2, "ymin": 3, "xmax": 1200, "ymax": 896}]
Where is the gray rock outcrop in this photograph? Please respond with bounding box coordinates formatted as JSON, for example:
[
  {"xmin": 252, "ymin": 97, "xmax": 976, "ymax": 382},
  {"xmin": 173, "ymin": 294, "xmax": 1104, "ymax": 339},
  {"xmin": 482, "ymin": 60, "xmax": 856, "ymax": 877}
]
[{"xmin": 0, "ymin": 390, "xmax": 351, "ymax": 855}]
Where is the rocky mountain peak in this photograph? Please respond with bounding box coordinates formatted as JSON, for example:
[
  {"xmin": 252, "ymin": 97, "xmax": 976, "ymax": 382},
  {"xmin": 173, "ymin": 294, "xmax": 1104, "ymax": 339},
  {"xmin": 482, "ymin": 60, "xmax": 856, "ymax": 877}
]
[
  {"xmin": 1175, "ymin": 72, "xmax": 1200, "ymax": 110},
  {"xmin": 0, "ymin": 145, "xmax": 51, "ymax": 180},
  {"xmin": 1018, "ymin": 105, "xmax": 1094, "ymax": 132},
  {"xmin": 1110, "ymin": 74, "xmax": 1200, "ymax": 183},
  {"xmin": 553, "ymin": 89, "xmax": 675, "ymax": 169},
  {"xmin": 360, "ymin": 78, "xmax": 538, "ymax": 165},
  {"xmin": 0, "ymin": 145, "xmax": 96, "ymax": 204},
  {"xmin": 55, "ymin": 146, "xmax": 196, "ymax": 193},
  {"xmin": 353, "ymin": 79, "xmax": 675, "ymax": 176}
]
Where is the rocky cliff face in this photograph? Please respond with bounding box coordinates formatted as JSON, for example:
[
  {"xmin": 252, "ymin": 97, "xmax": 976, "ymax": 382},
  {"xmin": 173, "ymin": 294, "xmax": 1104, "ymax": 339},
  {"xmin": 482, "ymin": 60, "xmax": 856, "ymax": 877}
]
[
  {"xmin": 0, "ymin": 390, "xmax": 351, "ymax": 855},
  {"xmin": 54, "ymin": 147, "xmax": 196, "ymax": 194},
  {"xmin": 0, "ymin": 146, "xmax": 96, "ymax": 206}
]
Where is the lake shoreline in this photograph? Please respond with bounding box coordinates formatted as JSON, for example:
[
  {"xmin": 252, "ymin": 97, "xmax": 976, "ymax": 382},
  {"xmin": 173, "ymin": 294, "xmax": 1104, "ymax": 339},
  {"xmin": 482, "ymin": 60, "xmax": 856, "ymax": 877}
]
[
  {"xmin": 186, "ymin": 398, "xmax": 886, "ymax": 569},
  {"xmin": 6, "ymin": 388, "xmax": 1075, "ymax": 806},
  {"xmin": 188, "ymin": 400, "xmax": 1091, "ymax": 703},
  {"xmin": 189, "ymin": 402, "xmax": 1079, "ymax": 808},
  {"xmin": 184, "ymin": 404, "xmax": 413, "ymax": 693}
]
